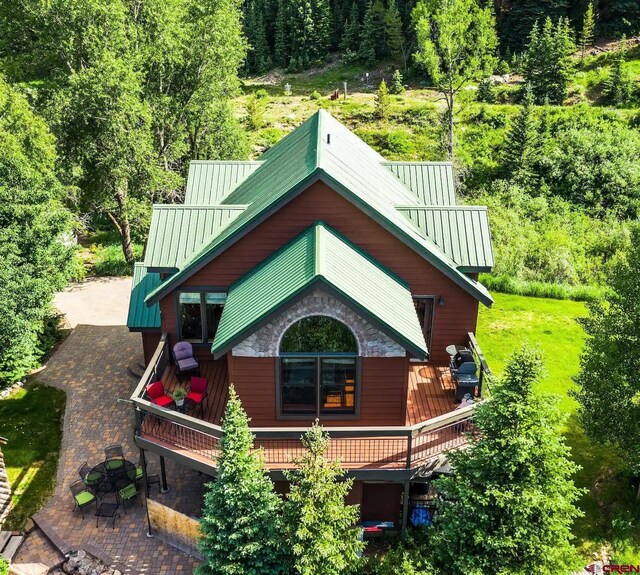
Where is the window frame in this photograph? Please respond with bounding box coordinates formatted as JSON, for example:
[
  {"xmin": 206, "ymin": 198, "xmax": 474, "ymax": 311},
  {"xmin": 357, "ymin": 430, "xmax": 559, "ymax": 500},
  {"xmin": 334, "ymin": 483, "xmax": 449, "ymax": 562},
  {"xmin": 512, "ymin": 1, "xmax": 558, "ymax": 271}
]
[
  {"xmin": 175, "ymin": 289, "xmax": 227, "ymax": 345},
  {"xmin": 412, "ymin": 295, "xmax": 436, "ymax": 361},
  {"xmin": 276, "ymin": 354, "xmax": 362, "ymax": 420}
]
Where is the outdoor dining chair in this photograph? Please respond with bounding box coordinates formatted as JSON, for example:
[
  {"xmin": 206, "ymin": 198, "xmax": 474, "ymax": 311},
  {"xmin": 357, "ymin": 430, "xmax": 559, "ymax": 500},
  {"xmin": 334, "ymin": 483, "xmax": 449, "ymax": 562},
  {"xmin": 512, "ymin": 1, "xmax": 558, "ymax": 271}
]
[
  {"xmin": 69, "ymin": 479, "xmax": 97, "ymax": 519},
  {"xmin": 78, "ymin": 461, "xmax": 102, "ymax": 488},
  {"xmin": 187, "ymin": 376, "xmax": 208, "ymax": 416},
  {"xmin": 172, "ymin": 341, "xmax": 200, "ymax": 381},
  {"xmin": 117, "ymin": 482, "xmax": 140, "ymax": 514},
  {"xmin": 104, "ymin": 444, "xmax": 125, "ymax": 470},
  {"xmin": 146, "ymin": 380, "xmax": 174, "ymax": 408}
]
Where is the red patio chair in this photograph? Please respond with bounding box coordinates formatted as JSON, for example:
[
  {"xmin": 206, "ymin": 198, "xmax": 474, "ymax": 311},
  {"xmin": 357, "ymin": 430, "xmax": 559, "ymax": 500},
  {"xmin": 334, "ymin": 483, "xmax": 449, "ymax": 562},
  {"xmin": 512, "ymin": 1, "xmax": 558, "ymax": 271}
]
[
  {"xmin": 146, "ymin": 380, "xmax": 174, "ymax": 408},
  {"xmin": 187, "ymin": 376, "xmax": 208, "ymax": 415}
]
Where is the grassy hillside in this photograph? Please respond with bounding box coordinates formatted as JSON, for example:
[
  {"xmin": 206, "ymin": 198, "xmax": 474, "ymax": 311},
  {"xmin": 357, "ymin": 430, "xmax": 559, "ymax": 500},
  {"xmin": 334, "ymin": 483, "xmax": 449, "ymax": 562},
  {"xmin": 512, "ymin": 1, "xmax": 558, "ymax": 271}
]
[{"xmin": 477, "ymin": 293, "xmax": 640, "ymax": 562}]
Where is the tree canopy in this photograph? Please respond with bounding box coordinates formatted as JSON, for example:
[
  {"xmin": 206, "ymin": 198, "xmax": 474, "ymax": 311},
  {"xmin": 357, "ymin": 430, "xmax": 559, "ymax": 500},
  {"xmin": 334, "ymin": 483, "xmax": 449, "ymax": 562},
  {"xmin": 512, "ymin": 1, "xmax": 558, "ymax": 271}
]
[{"xmin": 430, "ymin": 347, "xmax": 583, "ymax": 575}]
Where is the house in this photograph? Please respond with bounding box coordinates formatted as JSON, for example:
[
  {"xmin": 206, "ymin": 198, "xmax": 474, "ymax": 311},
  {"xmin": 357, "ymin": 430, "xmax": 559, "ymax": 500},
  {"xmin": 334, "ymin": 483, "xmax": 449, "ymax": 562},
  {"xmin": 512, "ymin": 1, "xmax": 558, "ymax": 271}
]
[{"xmin": 127, "ymin": 109, "xmax": 494, "ymax": 529}]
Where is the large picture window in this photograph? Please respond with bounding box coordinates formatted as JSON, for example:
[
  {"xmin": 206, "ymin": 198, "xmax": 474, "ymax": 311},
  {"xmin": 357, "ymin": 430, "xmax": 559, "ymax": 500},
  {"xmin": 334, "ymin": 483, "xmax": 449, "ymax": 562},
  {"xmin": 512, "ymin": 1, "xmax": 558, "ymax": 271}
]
[
  {"xmin": 278, "ymin": 316, "xmax": 359, "ymax": 418},
  {"xmin": 178, "ymin": 292, "xmax": 226, "ymax": 343}
]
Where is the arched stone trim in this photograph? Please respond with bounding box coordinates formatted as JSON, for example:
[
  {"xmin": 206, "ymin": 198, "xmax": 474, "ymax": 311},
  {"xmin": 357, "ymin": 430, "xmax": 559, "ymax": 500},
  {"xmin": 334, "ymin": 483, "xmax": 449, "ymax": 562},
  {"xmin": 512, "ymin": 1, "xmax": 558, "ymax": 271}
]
[{"xmin": 232, "ymin": 288, "xmax": 406, "ymax": 357}]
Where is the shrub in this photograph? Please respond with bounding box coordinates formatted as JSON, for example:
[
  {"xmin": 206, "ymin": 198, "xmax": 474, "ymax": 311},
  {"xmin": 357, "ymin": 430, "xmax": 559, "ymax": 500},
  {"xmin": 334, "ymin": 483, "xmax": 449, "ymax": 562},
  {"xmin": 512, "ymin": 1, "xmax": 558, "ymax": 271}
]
[
  {"xmin": 254, "ymin": 88, "xmax": 269, "ymax": 99},
  {"xmin": 0, "ymin": 558, "xmax": 8, "ymax": 575},
  {"xmin": 386, "ymin": 130, "xmax": 415, "ymax": 155},
  {"xmin": 245, "ymin": 94, "xmax": 267, "ymax": 130},
  {"xmin": 90, "ymin": 243, "xmax": 142, "ymax": 276},
  {"xmin": 310, "ymin": 90, "xmax": 321, "ymax": 100},
  {"xmin": 476, "ymin": 77, "xmax": 497, "ymax": 103}
]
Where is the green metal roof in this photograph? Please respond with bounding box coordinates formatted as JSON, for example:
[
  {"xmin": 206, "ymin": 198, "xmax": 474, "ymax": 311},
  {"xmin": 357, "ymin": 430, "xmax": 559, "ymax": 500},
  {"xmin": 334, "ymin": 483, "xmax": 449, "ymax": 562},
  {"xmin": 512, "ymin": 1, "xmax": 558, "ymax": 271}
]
[
  {"xmin": 144, "ymin": 204, "xmax": 247, "ymax": 271},
  {"xmin": 211, "ymin": 222, "xmax": 428, "ymax": 359},
  {"xmin": 184, "ymin": 161, "xmax": 262, "ymax": 204},
  {"xmin": 384, "ymin": 162, "xmax": 456, "ymax": 206},
  {"xmin": 397, "ymin": 206, "xmax": 494, "ymax": 272},
  {"xmin": 127, "ymin": 264, "xmax": 161, "ymax": 331},
  {"xmin": 145, "ymin": 110, "xmax": 492, "ymax": 307}
]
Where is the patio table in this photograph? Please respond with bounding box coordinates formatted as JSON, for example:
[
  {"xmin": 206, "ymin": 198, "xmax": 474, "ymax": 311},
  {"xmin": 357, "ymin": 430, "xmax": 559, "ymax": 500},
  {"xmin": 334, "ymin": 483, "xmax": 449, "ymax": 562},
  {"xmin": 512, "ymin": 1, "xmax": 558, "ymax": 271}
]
[{"xmin": 87, "ymin": 459, "xmax": 137, "ymax": 496}]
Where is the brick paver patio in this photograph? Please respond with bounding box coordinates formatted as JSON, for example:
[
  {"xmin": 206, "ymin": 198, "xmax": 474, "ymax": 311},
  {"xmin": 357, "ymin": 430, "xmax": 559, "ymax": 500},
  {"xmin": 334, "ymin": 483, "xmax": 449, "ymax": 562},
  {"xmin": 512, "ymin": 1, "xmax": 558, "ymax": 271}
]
[{"xmin": 11, "ymin": 325, "xmax": 206, "ymax": 575}]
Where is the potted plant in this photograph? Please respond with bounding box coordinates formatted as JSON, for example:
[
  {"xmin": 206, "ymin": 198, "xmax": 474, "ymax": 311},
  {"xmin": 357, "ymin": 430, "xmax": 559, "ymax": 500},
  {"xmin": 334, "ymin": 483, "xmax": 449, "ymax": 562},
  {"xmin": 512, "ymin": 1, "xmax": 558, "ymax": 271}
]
[{"xmin": 172, "ymin": 387, "xmax": 187, "ymax": 407}]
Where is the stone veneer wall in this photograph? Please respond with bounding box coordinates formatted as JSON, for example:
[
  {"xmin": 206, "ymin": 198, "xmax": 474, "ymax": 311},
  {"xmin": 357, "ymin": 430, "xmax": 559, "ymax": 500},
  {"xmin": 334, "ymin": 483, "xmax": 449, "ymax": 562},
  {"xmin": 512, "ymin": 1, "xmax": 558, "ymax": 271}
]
[{"xmin": 232, "ymin": 288, "xmax": 406, "ymax": 357}]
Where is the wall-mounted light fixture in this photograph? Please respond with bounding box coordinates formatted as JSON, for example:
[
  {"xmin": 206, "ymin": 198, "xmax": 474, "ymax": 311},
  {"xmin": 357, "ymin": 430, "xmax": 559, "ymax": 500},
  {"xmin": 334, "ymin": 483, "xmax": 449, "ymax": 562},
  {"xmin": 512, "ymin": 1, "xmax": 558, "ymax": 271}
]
[{"xmin": 438, "ymin": 296, "xmax": 446, "ymax": 307}]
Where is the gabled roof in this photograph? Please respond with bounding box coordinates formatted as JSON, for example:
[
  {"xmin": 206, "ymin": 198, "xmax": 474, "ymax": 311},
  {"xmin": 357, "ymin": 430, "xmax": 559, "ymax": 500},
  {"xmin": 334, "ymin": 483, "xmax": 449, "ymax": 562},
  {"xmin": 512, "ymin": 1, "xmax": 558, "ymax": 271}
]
[
  {"xmin": 144, "ymin": 204, "xmax": 247, "ymax": 271},
  {"xmin": 397, "ymin": 206, "xmax": 494, "ymax": 272},
  {"xmin": 211, "ymin": 222, "xmax": 428, "ymax": 359},
  {"xmin": 184, "ymin": 161, "xmax": 261, "ymax": 204},
  {"xmin": 127, "ymin": 264, "xmax": 161, "ymax": 331},
  {"xmin": 384, "ymin": 162, "xmax": 456, "ymax": 205},
  {"xmin": 145, "ymin": 110, "xmax": 493, "ymax": 307}
]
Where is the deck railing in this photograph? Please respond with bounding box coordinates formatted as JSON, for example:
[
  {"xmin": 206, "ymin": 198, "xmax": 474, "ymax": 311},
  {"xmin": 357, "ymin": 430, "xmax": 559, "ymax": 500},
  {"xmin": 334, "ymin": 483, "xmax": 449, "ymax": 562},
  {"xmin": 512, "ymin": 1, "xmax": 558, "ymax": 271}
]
[{"xmin": 131, "ymin": 334, "xmax": 485, "ymax": 473}]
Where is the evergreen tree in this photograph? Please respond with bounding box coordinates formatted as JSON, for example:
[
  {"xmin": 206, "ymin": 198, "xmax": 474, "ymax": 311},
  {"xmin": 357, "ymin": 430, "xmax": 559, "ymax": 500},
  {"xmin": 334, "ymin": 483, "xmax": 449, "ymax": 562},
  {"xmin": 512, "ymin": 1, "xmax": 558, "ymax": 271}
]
[
  {"xmin": 282, "ymin": 424, "xmax": 364, "ymax": 575},
  {"xmin": 274, "ymin": 0, "xmax": 290, "ymax": 67},
  {"xmin": 603, "ymin": 35, "xmax": 633, "ymax": 105},
  {"xmin": 390, "ymin": 68, "xmax": 405, "ymax": 94},
  {"xmin": 245, "ymin": 0, "xmax": 272, "ymax": 73},
  {"xmin": 476, "ymin": 77, "xmax": 496, "ymax": 102},
  {"xmin": 523, "ymin": 17, "xmax": 575, "ymax": 104},
  {"xmin": 375, "ymin": 78, "xmax": 391, "ymax": 118},
  {"xmin": 497, "ymin": 0, "xmax": 569, "ymax": 52},
  {"xmin": 384, "ymin": 0, "xmax": 405, "ymax": 60},
  {"xmin": 412, "ymin": 0, "xmax": 497, "ymax": 158},
  {"xmin": 289, "ymin": 0, "xmax": 331, "ymax": 69},
  {"xmin": 431, "ymin": 347, "xmax": 583, "ymax": 575},
  {"xmin": 340, "ymin": 1, "xmax": 361, "ymax": 55},
  {"xmin": 359, "ymin": 0, "xmax": 386, "ymax": 66},
  {"xmin": 196, "ymin": 386, "xmax": 284, "ymax": 575},
  {"xmin": 575, "ymin": 224, "xmax": 640, "ymax": 475},
  {"xmin": 579, "ymin": 1, "xmax": 596, "ymax": 59},
  {"xmin": 501, "ymin": 84, "xmax": 540, "ymax": 186}
]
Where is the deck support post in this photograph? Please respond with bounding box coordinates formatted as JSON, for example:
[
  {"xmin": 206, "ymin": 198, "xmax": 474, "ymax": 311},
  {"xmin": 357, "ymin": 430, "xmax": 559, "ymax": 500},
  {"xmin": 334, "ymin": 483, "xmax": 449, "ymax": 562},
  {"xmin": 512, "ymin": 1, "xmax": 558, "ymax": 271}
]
[
  {"xmin": 401, "ymin": 480, "xmax": 410, "ymax": 533},
  {"xmin": 140, "ymin": 448, "xmax": 150, "ymax": 498},
  {"xmin": 160, "ymin": 455, "xmax": 168, "ymax": 492}
]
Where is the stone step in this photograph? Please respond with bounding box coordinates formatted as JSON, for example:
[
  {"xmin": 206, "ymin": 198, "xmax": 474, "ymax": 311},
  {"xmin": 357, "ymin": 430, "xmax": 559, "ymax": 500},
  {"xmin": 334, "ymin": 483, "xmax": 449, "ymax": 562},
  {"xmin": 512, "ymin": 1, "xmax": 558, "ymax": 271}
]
[
  {"xmin": 32, "ymin": 514, "xmax": 70, "ymax": 556},
  {"xmin": 0, "ymin": 534, "xmax": 24, "ymax": 563},
  {"xmin": 0, "ymin": 531, "xmax": 11, "ymax": 552}
]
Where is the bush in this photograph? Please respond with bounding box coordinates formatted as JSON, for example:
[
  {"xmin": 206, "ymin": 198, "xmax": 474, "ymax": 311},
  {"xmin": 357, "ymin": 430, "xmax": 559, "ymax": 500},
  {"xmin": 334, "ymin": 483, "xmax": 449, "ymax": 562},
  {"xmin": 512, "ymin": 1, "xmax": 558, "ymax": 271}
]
[
  {"xmin": 480, "ymin": 274, "xmax": 606, "ymax": 302},
  {"xmin": 386, "ymin": 130, "xmax": 415, "ymax": 155},
  {"xmin": 310, "ymin": 90, "xmax": 321, "ymax": 100},
  {"xmin": 359, "ymin": 534, "xmax": 436, "ymax": 575},
  {"xmin": 254, "ymin": 88, "xmax": 269, "ymax": 99},
  {"xmin": 476, "ymin": 78, "xmax": 497, "ymax": 103},
  {"xmin": 90, "ymin": 243, "xmax": 142, "ymax": 276},
  {"xmin": 0, "ymin": 555, "xmax": 9, "ymax": 574}
]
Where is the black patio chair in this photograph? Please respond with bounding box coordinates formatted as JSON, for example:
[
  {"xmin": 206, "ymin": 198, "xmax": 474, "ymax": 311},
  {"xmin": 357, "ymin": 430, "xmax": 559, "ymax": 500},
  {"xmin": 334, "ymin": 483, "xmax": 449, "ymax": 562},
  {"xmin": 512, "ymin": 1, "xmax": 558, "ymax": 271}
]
[
  {"xmin": 69, "ymin": 479, "xmax": 97, "ymax": 519},
  {"xmin": 78, "ymin": 461, "xmax": 102, "ymax": 488},
  {"xmin": 104, "ymin": 444, "xmax": 125, "ymax": 471}
]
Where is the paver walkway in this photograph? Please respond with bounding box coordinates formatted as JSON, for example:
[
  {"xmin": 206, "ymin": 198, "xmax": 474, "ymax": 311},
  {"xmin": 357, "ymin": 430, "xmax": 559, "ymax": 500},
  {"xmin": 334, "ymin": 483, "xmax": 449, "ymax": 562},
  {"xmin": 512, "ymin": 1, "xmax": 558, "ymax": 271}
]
[{"xmin": 12, "ymin": 277, "xmax": 202, "ymax": 575}]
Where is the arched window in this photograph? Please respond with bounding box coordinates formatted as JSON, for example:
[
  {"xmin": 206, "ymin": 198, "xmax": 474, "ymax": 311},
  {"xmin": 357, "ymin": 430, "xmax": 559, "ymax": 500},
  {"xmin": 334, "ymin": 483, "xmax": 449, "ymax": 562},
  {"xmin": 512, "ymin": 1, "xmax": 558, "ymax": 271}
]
[{"xmin": 278, "ymin": 316, "xmax": 359, "ymax": 418}]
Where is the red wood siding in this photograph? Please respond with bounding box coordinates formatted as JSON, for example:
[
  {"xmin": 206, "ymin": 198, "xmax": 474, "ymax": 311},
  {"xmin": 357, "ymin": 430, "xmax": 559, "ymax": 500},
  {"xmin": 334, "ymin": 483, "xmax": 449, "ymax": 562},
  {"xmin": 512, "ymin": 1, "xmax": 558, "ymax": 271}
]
[
  {"xmin": 229, "ymin": 355, "xmax": 408, "ymax": 426},
  {"xmin": 159, "ymin": 180, "xmax": 480, "ymax": 363},
  {"xmin": 142, "ymin": 332, "xmax": 162, "ymax": 365}
]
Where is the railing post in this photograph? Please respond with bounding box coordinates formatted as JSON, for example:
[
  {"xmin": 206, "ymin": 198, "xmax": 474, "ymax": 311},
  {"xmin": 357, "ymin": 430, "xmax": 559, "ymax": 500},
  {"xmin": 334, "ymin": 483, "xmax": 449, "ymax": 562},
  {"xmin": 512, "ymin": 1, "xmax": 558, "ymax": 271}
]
[{"xmin": 405, "ymin": 431, "xmax": 413, "ymax": 469}]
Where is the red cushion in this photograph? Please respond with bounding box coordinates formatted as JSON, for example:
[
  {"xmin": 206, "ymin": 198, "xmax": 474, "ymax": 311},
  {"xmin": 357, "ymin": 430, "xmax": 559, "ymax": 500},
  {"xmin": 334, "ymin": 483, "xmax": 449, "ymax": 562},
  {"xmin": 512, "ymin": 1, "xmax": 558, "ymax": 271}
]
[
  {"xmin": 187, "ymin": 392, "xmax": 204, "ymax": 404},
  {"xmin": 190, "ymin": 376, "xmax": 207, "ymax": 393},
  {"xmin": 146, "ymin": 380, "xmax": 164, "ymax": 400},
  {"xmin": 152, "ymin": 395, "xmax": 174, "ymax": 407}
]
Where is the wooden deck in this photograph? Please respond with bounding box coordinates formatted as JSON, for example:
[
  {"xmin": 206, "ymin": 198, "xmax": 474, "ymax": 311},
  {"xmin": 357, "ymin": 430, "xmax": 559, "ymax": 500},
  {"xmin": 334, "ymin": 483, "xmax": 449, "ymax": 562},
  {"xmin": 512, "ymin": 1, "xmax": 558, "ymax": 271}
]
[
  {"xmin": 139, "ymin": 359, "xmax": 468, "ymax": 471},
  {"xmin": 406, "ymin": 363, "xmax": 456, "ymax": 426}
]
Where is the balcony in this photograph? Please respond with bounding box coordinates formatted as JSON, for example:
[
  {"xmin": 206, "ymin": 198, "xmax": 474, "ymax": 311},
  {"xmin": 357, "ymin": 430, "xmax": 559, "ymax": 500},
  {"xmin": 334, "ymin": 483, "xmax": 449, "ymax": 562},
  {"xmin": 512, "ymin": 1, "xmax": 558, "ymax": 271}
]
[{"xmin": 131, "ymin": 334, "xmax": 491, "ymax": 479}]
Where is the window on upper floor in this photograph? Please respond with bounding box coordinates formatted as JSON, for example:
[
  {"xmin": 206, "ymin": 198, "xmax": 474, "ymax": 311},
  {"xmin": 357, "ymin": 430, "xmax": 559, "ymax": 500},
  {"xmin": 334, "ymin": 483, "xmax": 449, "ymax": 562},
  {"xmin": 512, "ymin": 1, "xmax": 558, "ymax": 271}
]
[
  {"xmin": 178, "ymin": 292, "xmax": 226, "ymax": 343},
  {"xmin": 413, "ymin": 296, "xmax": 435, "ymax": 355},
  {"xmin": 278, "ymin": 316, "xmax": 360, "ymax": 418}
]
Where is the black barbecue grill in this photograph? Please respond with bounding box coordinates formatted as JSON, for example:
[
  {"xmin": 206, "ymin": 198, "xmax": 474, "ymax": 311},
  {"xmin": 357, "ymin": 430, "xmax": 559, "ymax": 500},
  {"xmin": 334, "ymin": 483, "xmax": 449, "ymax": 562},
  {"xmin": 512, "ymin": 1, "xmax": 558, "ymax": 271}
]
[{"xmin": 449, "ymin": 348, "xmax": 479, "ymax": 401}]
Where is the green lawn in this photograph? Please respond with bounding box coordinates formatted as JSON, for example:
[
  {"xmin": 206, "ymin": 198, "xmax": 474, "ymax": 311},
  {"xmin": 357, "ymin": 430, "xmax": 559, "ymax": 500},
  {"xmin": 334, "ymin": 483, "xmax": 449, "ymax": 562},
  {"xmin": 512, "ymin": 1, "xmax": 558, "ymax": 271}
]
[
  {"xmin": 477, "ymin": 292, "xmax": 640, "ymax": 561},
  {"xmin": 0, "ymin": 384, "xmax": 66, "ymax": 530}
]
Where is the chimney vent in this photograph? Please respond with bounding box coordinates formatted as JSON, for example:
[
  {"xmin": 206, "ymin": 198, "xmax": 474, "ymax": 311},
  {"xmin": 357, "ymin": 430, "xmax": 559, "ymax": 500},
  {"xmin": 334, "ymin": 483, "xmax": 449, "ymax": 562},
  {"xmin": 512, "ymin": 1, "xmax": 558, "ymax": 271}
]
[{"xmin": 327, "ymin": 133, "xmax": 331, "ymax": 144}]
